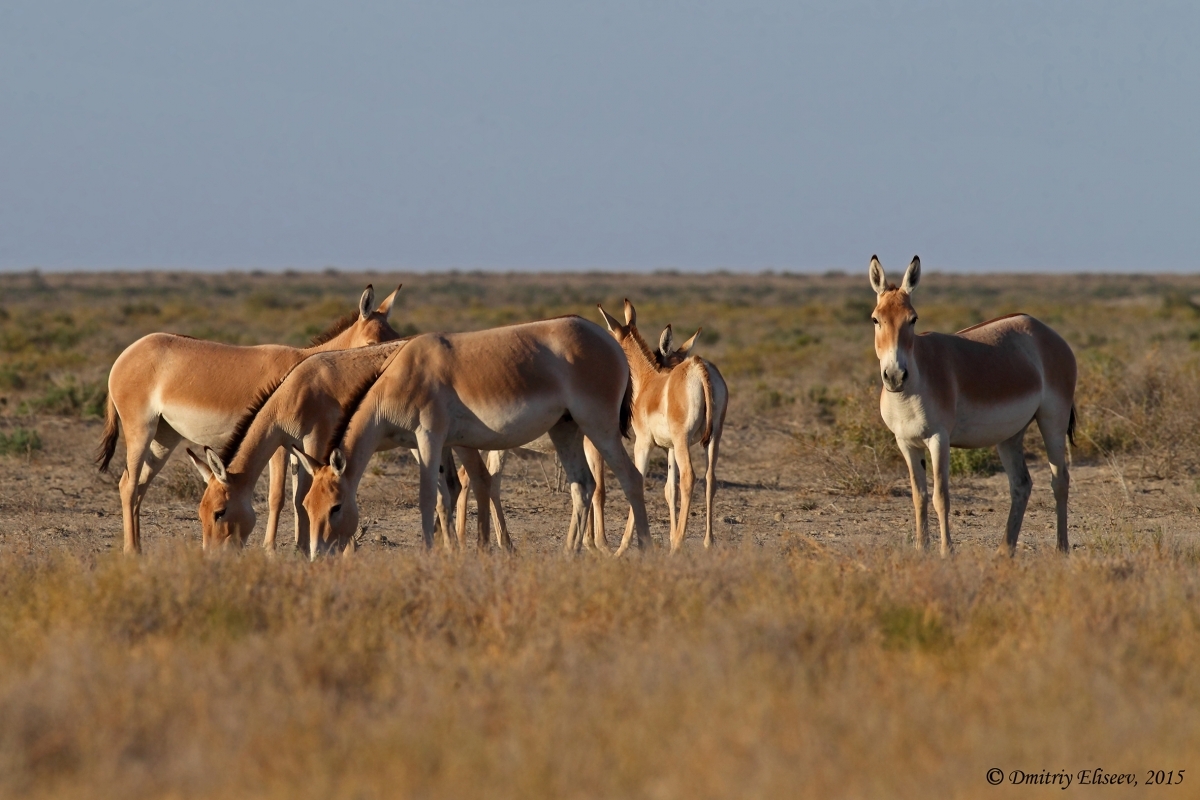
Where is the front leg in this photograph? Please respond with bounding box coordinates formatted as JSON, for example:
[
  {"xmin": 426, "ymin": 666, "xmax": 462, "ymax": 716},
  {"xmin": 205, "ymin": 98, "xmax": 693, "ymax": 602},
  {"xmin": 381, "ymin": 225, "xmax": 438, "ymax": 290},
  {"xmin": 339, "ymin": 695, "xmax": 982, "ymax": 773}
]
[
  {"xmin": 898, "ymin": 440, "xmax": 930, "ymax": 550},
  {"xmin": 926, "ymin": 434, "xmax": 953, "ymax": 556},
  {"xmin": 415, "ymin": 430, "xmax": 446, "ymax": 550},
  {"xmin": 263, "ymin": 446, "xmax": 288, "ymax": 551}
]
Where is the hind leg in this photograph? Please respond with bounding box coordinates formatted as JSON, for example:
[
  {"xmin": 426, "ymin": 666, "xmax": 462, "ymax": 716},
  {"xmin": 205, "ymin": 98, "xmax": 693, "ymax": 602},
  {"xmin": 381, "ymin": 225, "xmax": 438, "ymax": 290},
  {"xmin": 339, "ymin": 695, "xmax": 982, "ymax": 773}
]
[
  {"xmin": 1036, "ymin": 415, "xmax": 1071, "ymax": 553},
  {"xmin": 996, "ymin": 426, "xmax": 1033, "ymax": 556},
  {"xmin": 548, "ymin": 421, "xmax": 596, "ymax": 554},
  {"xmin": 703, "ymin": 430, "xmax": 721, "ymax": 549},
  {"xmin": 664, "ymin": 448, "xmax": 678, "ymax": 546},
  {"xmin": 583, "ymin": 438, "xmax": 609, "ymax": 553},
  {"xmin": 121, "ymin": 422, "xmax": 182, "ymax": 554}
]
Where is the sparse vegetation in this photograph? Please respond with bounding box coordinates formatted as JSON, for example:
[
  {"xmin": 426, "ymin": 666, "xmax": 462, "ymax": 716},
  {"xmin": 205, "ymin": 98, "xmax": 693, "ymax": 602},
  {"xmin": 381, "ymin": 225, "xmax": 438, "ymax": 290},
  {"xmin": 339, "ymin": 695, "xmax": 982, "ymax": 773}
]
[
  {"xmin": 0, "ymin": 426, "xmax": 41, "ymax": 457},
  {"xmin": 5, "ymin": 269, "xmax": 1200, "ymax": 796}
]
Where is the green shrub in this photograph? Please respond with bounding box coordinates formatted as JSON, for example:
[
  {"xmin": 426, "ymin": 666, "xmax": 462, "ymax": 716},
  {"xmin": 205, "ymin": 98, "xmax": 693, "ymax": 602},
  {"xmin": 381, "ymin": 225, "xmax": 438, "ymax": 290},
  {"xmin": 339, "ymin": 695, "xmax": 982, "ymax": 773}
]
[
  {"xmin": 950, "ymin": 447, "xmax": 1004, "ymax": 477},
  {"xmin": 18, "ymin": 377, "xmax": 107, "ymax": 418},
  {"xmin": 0, "ymin": 427, "xmax": 42, "ymax": 456}
]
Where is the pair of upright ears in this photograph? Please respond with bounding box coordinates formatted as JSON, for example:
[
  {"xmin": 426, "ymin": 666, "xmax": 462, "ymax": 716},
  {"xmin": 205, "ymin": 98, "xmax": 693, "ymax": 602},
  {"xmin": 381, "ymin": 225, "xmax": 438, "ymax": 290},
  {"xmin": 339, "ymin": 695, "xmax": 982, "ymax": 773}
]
[
  {"xmin": 184, "ymin": 446, "xmax": 347, "ymax": 486},
  {"xmin": 358, "ymin": 284, "xmax": 402, "ymax": 321},
  {"xmin": 597, "ymin": 298, "xmax": 702, "ymax": 359},
  {"xmin": 868, "ymin": 255, "xmax": 921, "ymax": 296}
]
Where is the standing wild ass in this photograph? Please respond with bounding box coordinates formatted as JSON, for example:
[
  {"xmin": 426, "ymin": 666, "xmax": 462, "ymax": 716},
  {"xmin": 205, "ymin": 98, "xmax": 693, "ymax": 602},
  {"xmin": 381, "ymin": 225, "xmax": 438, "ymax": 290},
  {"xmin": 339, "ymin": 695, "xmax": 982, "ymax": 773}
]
[
  {"xmin": 869, "ymin": 256, "xmax": 1077, "ymax": 555},
  {"xmin": 97, "ymin": 285, "xmax": 403, "ymax": 554},
  {"xmin": 297, "ymin": 316, "xmax": 653, "ymax": 556},
  {"xmin": 595, "ymin": 300, "xmax": 728, "ymax": 553},
  {"xmin": 184, "ymin": 341, "xmax": 492, "ymax": 557}
]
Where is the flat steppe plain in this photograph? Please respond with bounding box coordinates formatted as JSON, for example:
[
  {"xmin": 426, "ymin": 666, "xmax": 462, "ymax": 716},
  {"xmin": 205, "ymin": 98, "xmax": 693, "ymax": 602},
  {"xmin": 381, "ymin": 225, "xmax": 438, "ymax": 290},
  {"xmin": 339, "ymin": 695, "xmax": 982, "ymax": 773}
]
[{"xmin": 2, "ymin": 269, "xmax": 1200, "ymax": 798}]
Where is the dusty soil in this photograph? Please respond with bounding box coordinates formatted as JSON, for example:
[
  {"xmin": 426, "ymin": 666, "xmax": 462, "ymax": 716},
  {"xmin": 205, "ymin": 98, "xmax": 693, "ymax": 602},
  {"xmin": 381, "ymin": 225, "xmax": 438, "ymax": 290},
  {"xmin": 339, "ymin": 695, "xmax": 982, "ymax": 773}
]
[{"xmin": 3, "ymin": 411, "xmax": 1193, "ymax": 562}]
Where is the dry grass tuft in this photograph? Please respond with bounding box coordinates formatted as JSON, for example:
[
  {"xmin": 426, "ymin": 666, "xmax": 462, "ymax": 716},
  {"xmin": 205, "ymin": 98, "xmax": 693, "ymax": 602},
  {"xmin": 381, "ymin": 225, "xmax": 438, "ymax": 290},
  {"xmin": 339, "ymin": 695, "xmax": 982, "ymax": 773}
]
[{"xmin": 3, "ymin": 543, "xmax": 1200, "ymax": 798}]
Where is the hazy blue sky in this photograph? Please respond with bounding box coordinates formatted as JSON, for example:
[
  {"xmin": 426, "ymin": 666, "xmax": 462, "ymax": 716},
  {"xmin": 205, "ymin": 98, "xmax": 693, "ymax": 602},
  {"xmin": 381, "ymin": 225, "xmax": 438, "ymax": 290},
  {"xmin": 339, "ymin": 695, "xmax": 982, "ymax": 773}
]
[{"xmin": 1, "ymin": 1, "xmax": 1196, "ymax": 272}]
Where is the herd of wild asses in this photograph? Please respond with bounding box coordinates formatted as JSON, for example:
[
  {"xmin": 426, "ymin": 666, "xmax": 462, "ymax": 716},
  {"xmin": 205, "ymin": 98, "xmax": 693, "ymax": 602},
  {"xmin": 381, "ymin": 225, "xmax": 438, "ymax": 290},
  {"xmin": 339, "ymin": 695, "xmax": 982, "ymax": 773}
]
[{"xmin": 96, "ymin": 256, "xmax": 1077, "ymax": 559}]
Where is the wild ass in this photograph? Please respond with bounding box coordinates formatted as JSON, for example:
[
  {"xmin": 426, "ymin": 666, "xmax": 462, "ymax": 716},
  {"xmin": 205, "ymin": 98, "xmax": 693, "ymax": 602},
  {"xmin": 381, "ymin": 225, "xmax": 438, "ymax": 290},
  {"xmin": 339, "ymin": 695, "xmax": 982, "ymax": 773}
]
[
  {"xmin": 298, "ymin": 316, "xmax": 653, "ymax": 556},
  {"xmin": 869, "ymin": 255, "xmax": 1077, "ymax": 555},
  {"xmin": 97, "ymin": 285, "xmax": 403, "ymax": 554},
  {"xmin": 184, "ymin": 340, "xmax": 491, "ymax": 557},
  {"xmin": 595, "ymin": 300, "xmax": 728, "ymax": 554}
]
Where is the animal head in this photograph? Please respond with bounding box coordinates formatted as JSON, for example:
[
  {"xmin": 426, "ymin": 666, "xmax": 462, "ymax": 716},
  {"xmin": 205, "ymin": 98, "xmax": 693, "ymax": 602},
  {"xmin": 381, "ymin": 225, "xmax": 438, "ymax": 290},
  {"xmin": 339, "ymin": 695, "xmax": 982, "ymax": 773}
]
[
  {"xmin": 657, "ymin": 324, "xmax": 701, "ymax": 368},
  {"xmin": 314, "ymin": 284, "xmax": 405, "ymax": 350},
  {"xmin": 187, "ymin": 447, "xmax": 255, "ymax": 550},
  {"xmin": 597, "ymin": 299, "xmax": 663, "ymax": 370},
  {"xmin": 868, "ymin": 255, "xmax": 922, "ymax": 393},
  {"xmin": 297, "ymin": 449, "xmax": 358, "ymax": 559}
]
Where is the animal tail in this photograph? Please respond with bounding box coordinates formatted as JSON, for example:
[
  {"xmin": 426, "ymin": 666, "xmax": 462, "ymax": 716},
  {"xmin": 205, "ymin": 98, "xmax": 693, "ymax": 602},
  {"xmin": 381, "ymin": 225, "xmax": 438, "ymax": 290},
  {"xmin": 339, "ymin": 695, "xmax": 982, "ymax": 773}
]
[
  {"xmin": 694, "ymin": 356, "xmax": 714, "ymax": 447},
  {"xmin": 619, "ymin": 371, "xmax": 634, "ymax": 440},
  {"xmin": 96, "ymin": 394, "xmax": 120, "ymax": 472},
  {"xmin": 1067, "ymin": 405, "xmax": 1077, "ymax": 447}
]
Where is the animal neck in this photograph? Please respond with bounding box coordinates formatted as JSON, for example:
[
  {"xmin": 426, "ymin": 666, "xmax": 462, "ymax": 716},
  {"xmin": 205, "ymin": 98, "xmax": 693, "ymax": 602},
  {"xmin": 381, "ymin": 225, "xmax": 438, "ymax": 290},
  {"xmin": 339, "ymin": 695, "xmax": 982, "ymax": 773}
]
[{"xmin": 620, "ymin": 330, "xmax": 664, "ymax": 390}]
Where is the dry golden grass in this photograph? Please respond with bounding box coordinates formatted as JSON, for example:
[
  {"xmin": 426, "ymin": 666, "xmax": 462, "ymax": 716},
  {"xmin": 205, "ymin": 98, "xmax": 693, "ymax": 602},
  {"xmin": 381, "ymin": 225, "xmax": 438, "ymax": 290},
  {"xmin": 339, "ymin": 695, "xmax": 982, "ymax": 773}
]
[
  {"xmin": 2, "ymin": 540, "xmax": 1199, "ymax": 799},
  {"xmin": 7, "ymin": 269, "xmax": 1200, "ymax": 796}
]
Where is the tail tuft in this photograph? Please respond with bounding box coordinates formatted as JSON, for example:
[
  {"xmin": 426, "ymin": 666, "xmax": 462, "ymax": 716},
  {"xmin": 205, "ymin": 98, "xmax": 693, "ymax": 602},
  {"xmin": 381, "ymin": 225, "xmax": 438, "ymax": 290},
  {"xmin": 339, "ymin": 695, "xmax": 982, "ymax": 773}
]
[
  {"xmin": 619, "ymin": 372, "xmax": 634, "ymax": 440},
  {"xmin": 1067, "ymin": 405, "xmax": 1077, "ymax": 447},
  {"xmin": 96, "ymin": 394, "xmax": 120, "ymax": 472},
  {"xmin": 695, "ymin": 357, "xmax": 714, "ymax": 447}
]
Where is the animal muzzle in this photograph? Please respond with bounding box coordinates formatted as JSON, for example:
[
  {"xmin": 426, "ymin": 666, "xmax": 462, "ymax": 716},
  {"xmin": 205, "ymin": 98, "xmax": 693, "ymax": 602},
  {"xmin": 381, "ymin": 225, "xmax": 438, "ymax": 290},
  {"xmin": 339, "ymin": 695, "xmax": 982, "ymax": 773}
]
[{"xmin": 882, "ymin": 366, "xmax": 908, "ymax": 392}]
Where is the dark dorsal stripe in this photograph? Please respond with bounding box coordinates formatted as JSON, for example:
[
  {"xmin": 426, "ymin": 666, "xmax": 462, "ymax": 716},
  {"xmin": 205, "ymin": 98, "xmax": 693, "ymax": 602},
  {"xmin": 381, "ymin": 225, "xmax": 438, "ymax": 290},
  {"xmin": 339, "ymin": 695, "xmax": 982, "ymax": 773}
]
[
  {"xmin": 219, "ymin": 357, "xmax": 310, "ymax": 464},
  {"xmin": 308, "ymin": 313, "xmax": 358, "ymax": 347}
]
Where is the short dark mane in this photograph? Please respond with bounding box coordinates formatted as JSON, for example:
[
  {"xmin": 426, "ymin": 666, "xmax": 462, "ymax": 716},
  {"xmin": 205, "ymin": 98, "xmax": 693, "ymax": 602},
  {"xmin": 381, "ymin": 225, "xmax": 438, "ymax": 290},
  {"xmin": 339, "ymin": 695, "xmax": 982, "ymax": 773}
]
[
  {"xmin": 322, "ymin": 369, "xmax": 386, "ymax": 461},
  {"xmin": 628, "ymin": 327, "xmax": 666, "ymax": 373},
  {"xmin": 309, "ymin": 313, "xmax": 358, "ymax": 347},
  {"xmin": 220, "ymin": 376, "xmax": 287, "ymax": 464}
]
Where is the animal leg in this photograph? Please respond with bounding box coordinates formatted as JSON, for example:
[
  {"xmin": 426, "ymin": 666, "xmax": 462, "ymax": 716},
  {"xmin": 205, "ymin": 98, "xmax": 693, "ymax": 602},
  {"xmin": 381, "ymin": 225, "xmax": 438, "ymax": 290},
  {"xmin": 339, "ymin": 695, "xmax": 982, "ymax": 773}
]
[
  {"xmin": 619, "ymin": 438, "xmax": 657, "ymax": 556},
  {"xmin": 664, "ymin": 448, "xmax": 678, "ymax": 546},
  {"xmin": 455, "ymin": 464, "xmax": 470, "ymax": 547},
  {"xmin": 454, "ymin": 447, "xmax": 493, "ymax": 550},
  {"xmin": 703, "ymin": 427, "xmax": 721, "ymax": 549},
  {"xmin": 263, "ymin": 447, "xmax": 287, "ymax": 551},
  {"xmin": 897, "ymin": 441, "xmax": 929, "ymax": 551},
  {"xmin": 996, "ymin": 427, "xmax": 1033, "ymax": 556},
  {"xmin": 415, "ymin": 432, "xmax": 447, "ymax": 550},
  {"xmin": 548, "ymin": 421, "xmax": 595, "ymax": 555},
  {"xmin": 290, "ymin": 453, "xmax": 313, "ymax": 554},
  {"xmin": 927, "ymin": 435, "xmax": 953, "ymax": 556},
  {"xmin": 486, "ymin": 450, "xmax": 514, "ymax": 552},
  {"xmin": 120, "ymin": 420, "xmax": 181, "ymax": 554},
  {"xmin": 670, "ymin": 441, "xmax": 696, "ymax": 554},
  {"xmin": 583, "ymin": 438, "xmax": 609, "ymax": 553},
  {"xmin": 1036, "ymin": 416, "xmax": 1071, "ymax": 554}
]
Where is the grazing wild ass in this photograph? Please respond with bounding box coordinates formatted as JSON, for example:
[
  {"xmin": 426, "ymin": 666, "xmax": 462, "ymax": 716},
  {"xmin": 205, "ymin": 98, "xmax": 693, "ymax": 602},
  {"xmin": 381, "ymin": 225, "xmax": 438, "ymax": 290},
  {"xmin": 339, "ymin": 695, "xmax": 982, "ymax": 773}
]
[
  {"xmin": 298, "ymin": 316, "xmax": 653, "ymax": 557},
  {"xmin": 184, "ymin": 340, "xmax": 489, "ymax": 557},
  {"xmin": 869, "ymin": 256, "xmax": 1077, "ymax": 555},
  {"xmin": 595, "ymin": 300, "xmax": 728, "ymax": 554},
  {"xmin": 97, "ymin": 285, "xmax": 403, "ymax": 554}
]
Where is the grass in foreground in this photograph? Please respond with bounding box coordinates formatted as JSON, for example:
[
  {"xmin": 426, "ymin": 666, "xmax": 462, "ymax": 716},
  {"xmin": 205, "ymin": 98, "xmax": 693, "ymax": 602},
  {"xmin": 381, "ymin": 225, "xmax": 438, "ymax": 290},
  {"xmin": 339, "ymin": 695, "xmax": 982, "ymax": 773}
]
[{"xmin": 1, "ymin": 540, "xmax": 1198, "ymax": 799}]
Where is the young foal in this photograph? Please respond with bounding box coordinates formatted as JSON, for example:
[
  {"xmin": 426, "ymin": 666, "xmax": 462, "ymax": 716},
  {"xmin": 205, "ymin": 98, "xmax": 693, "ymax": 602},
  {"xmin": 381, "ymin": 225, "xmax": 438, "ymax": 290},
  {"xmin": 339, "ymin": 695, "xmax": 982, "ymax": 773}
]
[
  {"xmin": 596, "ymin": 300, "xmax": 728, "ymax": 554},
  {"xmin": 97, "ymin": 285, "xmax": 402, "ymax": 554},
  {"xmin": 869, "ymin": 256, "xmax": 1077, "ymax": 555}
]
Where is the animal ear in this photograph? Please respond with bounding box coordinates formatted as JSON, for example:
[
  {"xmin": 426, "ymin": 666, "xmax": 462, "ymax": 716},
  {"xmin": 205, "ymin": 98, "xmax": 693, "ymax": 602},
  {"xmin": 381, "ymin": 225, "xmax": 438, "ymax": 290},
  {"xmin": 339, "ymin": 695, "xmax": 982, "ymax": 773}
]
[
  {"xmin": 869, "ymin": 255, "xmax": 887, "ymax": 295},
  {"xmin": 329, "ymin": 448, "xmax": 347, "ymax": 477},
  {"xmin": 658, "ymin": 324, "xmax": 675, "ymax": 356},
  {"xmin": 359, "ymin": 284, "xmax": 375, "ymax": 321},
  {"xmin": 294, "ymin": 449, "xmax": 323, "ymax": 476},
  {"xmin": 203, "ymin": 446, "xmax": 229, "ymax": 484},
  {"xmin": 375, "ymin": 284, "xmax": 401, "ymax": 318},
  {"xmin": 678, "ymin": 327, "xmax": 702, "ymax": 356},
  {"xmin": 901, "ymin": 256, "xmax": 921, "ymax": 294},
  {"xmin": 186, "ymin": 448, "xmax": 215, "ymax": 484},
  {"xmin": 597, "ymin": 304, "xmax": 622, "ymax": 333},
  {"xmin": 623, "ymin": 298, "xmax": 636, "ymax": 327}
]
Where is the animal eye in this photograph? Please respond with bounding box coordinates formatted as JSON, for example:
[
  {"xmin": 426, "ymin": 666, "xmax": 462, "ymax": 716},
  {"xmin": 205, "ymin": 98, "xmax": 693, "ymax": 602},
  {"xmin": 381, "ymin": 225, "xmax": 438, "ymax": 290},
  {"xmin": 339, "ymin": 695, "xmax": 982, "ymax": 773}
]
[
  {"xmin": 331, "ymin": 504, "xmax": 342, "ymax": 515},
  {"xmin": 910, "ymin": 315, "xmax": 918, "ymax": 325},
  {"xmin": 871, "ymin": 317, "xmax": 879, "ymax": 325},
  {"xmin": 214, "ymin": 509, "xmax": 226, "ymax": 521}
]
